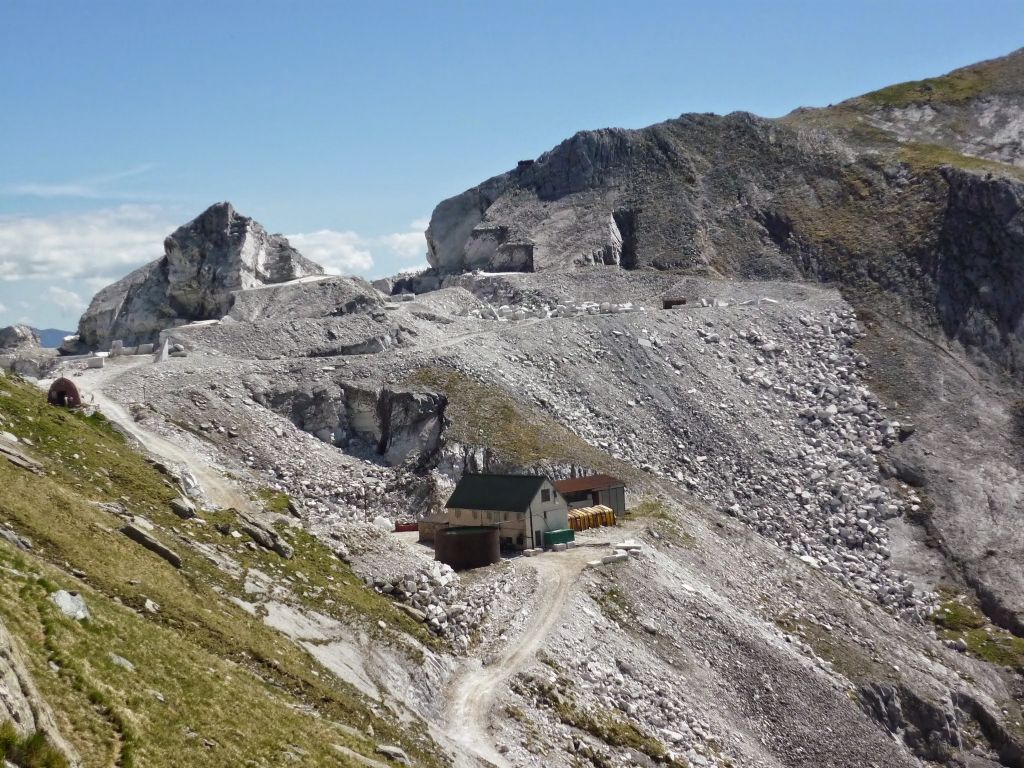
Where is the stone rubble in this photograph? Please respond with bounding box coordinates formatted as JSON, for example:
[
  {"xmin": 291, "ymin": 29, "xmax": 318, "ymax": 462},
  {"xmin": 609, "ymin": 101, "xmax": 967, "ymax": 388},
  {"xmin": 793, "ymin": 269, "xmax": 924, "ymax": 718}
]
[
  {"xmin": 461, "ymin": 299, "xmax": 641, "ymax": 321},
  {"xmin": 366, "ymin": 561, "xmax": 516, "ymax": 651},
  {"xmin": 477, "ymin": 301, "xmax": 934, "ymax": 618}
]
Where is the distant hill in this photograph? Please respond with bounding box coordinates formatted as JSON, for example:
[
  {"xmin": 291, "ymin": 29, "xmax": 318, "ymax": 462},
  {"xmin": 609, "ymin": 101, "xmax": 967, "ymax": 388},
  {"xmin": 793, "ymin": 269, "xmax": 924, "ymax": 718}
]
[{"xmin": 34, "ymin": 328, "xmax": 72, "ymax": 348}]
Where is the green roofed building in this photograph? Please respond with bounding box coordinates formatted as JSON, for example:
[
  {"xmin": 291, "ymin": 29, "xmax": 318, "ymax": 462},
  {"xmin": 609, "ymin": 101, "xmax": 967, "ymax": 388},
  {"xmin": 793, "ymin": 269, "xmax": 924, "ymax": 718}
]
[{"xmin": 436, "ymin": 473, "xmax": 570, "ymax": 551}]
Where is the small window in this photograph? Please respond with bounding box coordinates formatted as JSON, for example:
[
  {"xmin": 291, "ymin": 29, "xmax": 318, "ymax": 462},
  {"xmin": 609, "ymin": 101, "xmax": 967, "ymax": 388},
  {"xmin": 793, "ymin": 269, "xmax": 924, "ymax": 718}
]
[{"xmin": 542, "ymin": 489, "xmax": 551, "ymax": 502}]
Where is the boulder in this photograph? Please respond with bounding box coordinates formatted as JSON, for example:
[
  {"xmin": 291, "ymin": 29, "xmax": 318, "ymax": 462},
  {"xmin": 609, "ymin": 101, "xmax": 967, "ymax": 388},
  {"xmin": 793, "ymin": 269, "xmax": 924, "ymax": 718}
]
[
  {"xmin": 0, "ymin": 325, "xmax": 40, "ymax": 352},
  {"xmin": 49, "ymin": 590, "xmax": 89, "ymax": 621},
  {"xmin": 375, "ymin": 745, "xmax": 411, "ymax": 765},
  {"xmin": 120, "ymin": 524, "xmax": 182, "ymax": 568},
  {"xmin": 109, "ymin": 652, "xmax": 135, "ymax": 672},
  {"xmin": 239, "ymin": 517, "xmax": 294, "ymax": 559},
  {"xmin": 169, "ymin": 497, "xmax": 197, "ymax": 519},
  {"xmin": 77, "ymin": 202, "xmax": 324, "ymax": 349}
]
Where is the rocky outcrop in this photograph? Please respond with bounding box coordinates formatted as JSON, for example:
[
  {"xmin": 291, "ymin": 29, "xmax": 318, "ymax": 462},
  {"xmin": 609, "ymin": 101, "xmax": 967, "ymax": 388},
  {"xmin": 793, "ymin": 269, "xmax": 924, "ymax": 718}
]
[
  {"xmin": 247, "ymin": 377, "xmax": 446, "ymax": 469},
  {"xmin": 424, "ymin": 49, "xmax": 1024, "ymax": 383},
  {"xmin": 0, "ymin": 618, "xmax": 81, "ymax": 766},
  {"xmin": 76, "ymin": 203, "xmax": 324, "ymax": 350},
  {"xmin": 0, "ymin": 325, "xmax": 40, "ymax": 352},
  {"xmin": 933, "ymin": 168, "xmax": 1024, "ymax": 375},
  {"xmin": 841, "ymin": 47, "xmax": 1024, "ymax": 168}
]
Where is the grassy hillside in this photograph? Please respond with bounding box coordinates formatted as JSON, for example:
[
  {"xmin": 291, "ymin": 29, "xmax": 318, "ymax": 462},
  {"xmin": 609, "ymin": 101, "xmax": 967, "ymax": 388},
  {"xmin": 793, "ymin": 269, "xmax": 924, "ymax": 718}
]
[
  {"xmin": 0, "ymin": 372, "xmax": 444, "ymax": 767},
  {"xmin": 407, "ymin": 366, "xmax": 639, "ymax": 481}
]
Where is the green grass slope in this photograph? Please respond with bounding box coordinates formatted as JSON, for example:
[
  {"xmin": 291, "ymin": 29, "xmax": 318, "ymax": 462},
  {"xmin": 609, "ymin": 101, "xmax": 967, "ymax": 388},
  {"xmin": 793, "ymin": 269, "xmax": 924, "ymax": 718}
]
[{"xmin": 0, "ymin": 373, "xmax": 445, "ymax": 768}]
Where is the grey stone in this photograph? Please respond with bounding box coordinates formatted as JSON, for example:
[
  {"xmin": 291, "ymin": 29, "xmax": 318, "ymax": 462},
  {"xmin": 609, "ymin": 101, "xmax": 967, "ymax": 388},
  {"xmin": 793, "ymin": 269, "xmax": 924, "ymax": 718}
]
[
  {"xmin": 50, "ymin": 590, "xmax": 89, "ymax": 621},
  {"xmin": 77, "ymin": 202, "xmax": 324, "ymax": 349},
  {"xmin": 0, "ymin": 325, "xmax": 40, "ymax": 352},
  {"xmin": 109, "ymin": 652, "xmax": 135, "ymax": 672},
  {"xmin": 120, "ymin": 524, "xmax": 182, "ymax": 568},
  {"xmin": 169, "ymin": 497, "xmax": 197, "ymax": 519},
  {"xmin": 375, "ymin": 745, "xmax": 410, "ymax": 765}
]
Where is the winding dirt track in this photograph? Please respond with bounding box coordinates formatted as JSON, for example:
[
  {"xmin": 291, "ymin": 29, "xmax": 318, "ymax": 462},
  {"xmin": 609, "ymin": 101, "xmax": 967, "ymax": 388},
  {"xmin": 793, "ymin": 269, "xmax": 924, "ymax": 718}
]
[
  {"xmin": 71, "ymin": 359, "xmax": 255, "ymax": 513},
  {"xmin": 445, "ymin": 550, "xmax": 593, "ymax": 768},
  {"xmin": 69, "ymin": 357, "xmax": 593, "ymax": 767}
]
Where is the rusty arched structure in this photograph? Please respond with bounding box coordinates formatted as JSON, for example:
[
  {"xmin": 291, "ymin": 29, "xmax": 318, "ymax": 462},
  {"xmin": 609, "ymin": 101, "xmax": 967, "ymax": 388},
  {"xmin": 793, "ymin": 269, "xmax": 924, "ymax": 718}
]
[{"xmin": 47, "ymin": 377, "xmax": 82, "ymax": 408}]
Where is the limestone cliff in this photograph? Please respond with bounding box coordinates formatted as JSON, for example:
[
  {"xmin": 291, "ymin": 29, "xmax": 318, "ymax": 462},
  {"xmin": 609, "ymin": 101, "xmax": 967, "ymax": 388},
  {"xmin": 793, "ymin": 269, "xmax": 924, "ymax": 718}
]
[
  {"xmin": 0, "ymin": 325, "xmax": 40, "ymax": 352},
  {"xmin": 426, "ymin": 48, "xmax": 1024, "ymax": 377},
  {"xmin": 75, "ymin": 202, "xmax": 324, "ymax": 350}
]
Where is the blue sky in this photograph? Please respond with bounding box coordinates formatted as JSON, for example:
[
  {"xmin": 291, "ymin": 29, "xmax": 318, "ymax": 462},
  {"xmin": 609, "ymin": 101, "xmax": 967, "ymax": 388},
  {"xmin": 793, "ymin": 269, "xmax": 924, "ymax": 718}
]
[{"xmin": 2, "ymin": 1, "xmax": 1023, "ymax": 331}]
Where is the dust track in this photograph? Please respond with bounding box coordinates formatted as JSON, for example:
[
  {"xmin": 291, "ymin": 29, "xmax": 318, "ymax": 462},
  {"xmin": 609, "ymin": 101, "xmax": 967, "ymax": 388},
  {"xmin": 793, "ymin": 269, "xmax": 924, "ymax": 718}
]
[
  {"xmin": 445, "ymin": 550, "xmax": 592, "ymax": 767},
  {"xmin": 70, "ymin": 359, "xmax": 255, "ymax": 513}
]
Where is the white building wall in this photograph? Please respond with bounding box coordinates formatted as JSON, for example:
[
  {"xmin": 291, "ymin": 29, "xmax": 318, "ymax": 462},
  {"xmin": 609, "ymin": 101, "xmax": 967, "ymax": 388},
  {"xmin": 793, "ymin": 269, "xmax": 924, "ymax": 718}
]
[{"xmin": 443, "ymin": 479, "xmax": 569, "ymax": 549}]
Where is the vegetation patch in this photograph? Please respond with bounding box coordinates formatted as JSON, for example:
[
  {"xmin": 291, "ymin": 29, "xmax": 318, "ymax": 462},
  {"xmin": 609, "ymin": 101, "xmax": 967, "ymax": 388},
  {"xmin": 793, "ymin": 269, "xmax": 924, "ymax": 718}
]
[
  {"xmin": 624, "ymin": 499, "xmax": 695, "ymax": 547},
  {"xmin": 625, "ymin": 499, "xmax": 670, "ymax": 520},
  {"xmin": 931, "ymin": 589, "xmax": 1024, "ymax": 671},
  {"xmin": 0, "ymin": 722, "xmax": 68, "ymax": 768},
  {"xmin": 553, "ymin": 699, "xmax": 676, "ymax": 765},
  {"xmin": 406, "ymin": 367, "xmax": 637, "ymax": 479},
  {"xmin": 860, "ymin": 68, "xmax": 991, "ymax": 108},
  {"xmin": 775, "ymin": 613, "xmax": 893, "ymax": 684},
  {"xmin": 253, "ymin": 486, "xmax": 292, "ymax": 514},
  {"xmin": 898, "ymin": 142, "xmax": 1024, "ymax": 180},
  {"xmin": 0, "ymin": 374, "xmax": 446, "ymax": 767},
  {"xmin": 595, "ymin": 587, "xmax": 632, "ymax": 625}
]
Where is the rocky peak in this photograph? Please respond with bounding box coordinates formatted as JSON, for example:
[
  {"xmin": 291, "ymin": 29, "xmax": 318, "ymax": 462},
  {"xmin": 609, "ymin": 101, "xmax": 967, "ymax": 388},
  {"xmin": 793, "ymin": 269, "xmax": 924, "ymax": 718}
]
[
  {"xmin": 424, "ymin": 49, "xmax": 1024, "ymax": 380},
  {"xmin": 165, "ymin": 202, "xmax": 321, "ymax": 292},
  {"xmin": 0, "ymin": 325, "xmax": 40, "ymax": 352},
  {"xmin": 74, "ymin": 203, "xmax": 324, "ymax": 350}
]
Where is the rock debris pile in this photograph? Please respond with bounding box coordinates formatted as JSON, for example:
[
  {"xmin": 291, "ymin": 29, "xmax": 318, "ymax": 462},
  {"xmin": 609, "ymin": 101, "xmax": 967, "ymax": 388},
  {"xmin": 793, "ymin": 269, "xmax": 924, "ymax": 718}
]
[
  {"xmin": 367, "ymin": 562, "xmax": 514, "ymax": 650},
  {"xmin": 470, "ymin": 297, "xmax": 933, "ymax": 618},
  {"xmin": 510, "ymin": 631, "xmax": 732, "ymax": 768},
  {"xmin": 462, "ymin": 300, "xmax": 641, "ymax": 321}
]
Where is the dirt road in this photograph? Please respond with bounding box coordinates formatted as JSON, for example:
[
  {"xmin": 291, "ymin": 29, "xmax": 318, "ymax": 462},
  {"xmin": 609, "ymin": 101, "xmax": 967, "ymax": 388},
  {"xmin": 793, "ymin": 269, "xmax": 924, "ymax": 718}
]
[
  {"xmin": 444, "ymin": 549, "xmax": 593, "ymax": 768},
  {"xmin": 57, "ymin": 358, "xmax": 255, "ymax": 513},
  {"xmin": 63, "ymin": 355, "xmax": 594, "ymax": 767}
]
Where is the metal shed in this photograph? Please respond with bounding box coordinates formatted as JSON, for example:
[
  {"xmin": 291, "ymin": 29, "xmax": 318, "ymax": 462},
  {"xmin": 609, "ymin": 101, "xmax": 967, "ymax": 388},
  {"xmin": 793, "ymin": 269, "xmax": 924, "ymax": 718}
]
[
  {"xmin": 435, "ymin": 526, "xmax": 500, "ymax": 570},
  {"xmin": 553, "ymin": 474, "xmax": 626, "ymax": 518},
  {"xmin": 47, "ymin": 377, "xmax": 83, "ymax": 408}
]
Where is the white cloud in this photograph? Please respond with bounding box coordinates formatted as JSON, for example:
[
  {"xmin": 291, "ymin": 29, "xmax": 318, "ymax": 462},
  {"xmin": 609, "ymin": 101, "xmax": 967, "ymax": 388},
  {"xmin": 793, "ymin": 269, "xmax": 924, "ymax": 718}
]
[
  {"xmin": 375, "ymin": 217, "xmax": 429, "ymax": 261},
  {"xmin": 0, "ymin": 205, "xmax": 173, "ymax": 282},
  {"xmin": 286, "ymin": 219, "xmax": 431, "ymax": 276},
  {"xmin": 0, "ymin": 301, "xmax": 6, "ymax": 313},
  {"xmin": 46, "ymin": 286, "xmax": 86, "ymax": 314},
  {"xmin": 286, "ymin": 230, "xmax": 374, "ymax": 275},
  {"xmin": 380, "ymin": 230, "xmax": 426, "ymax": 259},
  {"xmin": 5, "ymin": 164, "xmax": 156, "ymax": 199}
]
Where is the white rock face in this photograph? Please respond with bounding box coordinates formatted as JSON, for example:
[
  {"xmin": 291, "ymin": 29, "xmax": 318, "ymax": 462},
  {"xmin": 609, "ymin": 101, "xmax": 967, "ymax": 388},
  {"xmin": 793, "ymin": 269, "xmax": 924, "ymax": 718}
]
[
  {"xmin": 77, "ymin": 202, "xmax": 324, "ymax": 349},
  {"xmin": 0, "ymin": 325, "xmax": 40, "ymax": 352}
]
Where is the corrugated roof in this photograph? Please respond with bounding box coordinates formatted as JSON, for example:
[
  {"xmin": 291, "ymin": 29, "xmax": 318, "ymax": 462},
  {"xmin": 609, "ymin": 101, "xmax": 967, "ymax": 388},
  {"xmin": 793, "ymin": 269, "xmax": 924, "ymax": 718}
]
[
  {"xmin": 553, "ymin": 474, "xmax": 624, "ymax": 494},
  {"xmin": 445, "ymin": 473, "xmax": 547, "ymax": 513}
]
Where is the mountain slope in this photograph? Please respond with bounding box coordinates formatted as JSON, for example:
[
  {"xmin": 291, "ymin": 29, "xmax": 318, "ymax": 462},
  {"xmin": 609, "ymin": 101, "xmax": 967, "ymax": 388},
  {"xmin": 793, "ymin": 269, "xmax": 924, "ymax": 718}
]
[
  {"xmin": 0, "ymin": 372, "xmax": 444, "ymax": 767},
  {"xmin": 10, "ymin": 48, "xmax": 1024, "ymax": 768},
  {"xmin": 425, "ymin": 48, "xmax": 1024, "ymax": 379}
]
